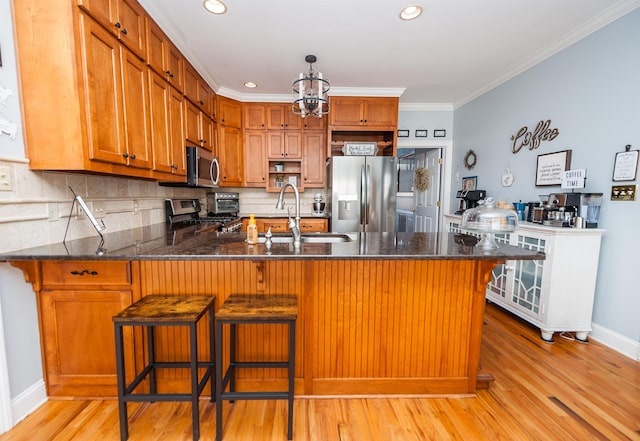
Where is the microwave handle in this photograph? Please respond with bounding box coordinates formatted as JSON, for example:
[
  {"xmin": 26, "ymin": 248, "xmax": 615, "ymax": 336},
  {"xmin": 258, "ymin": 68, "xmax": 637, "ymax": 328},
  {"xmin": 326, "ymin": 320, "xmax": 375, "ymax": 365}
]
[{"xmin": 210, "ymin": 157, "xmax": 220, "ymax": 185}]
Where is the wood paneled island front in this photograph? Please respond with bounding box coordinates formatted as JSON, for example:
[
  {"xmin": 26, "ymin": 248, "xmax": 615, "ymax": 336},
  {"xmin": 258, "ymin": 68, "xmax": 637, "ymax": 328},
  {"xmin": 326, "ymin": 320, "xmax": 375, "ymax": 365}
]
[{"xmin": 2, "ymin": 226, "xmax": 544, "ymax": 398}]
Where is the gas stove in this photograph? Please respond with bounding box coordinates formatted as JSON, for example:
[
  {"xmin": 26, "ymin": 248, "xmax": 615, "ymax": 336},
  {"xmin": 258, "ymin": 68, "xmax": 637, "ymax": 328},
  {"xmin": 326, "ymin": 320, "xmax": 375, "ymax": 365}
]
[{"xmin": 165, "ymin": 199, "xmax": 242, "ymax": 233}]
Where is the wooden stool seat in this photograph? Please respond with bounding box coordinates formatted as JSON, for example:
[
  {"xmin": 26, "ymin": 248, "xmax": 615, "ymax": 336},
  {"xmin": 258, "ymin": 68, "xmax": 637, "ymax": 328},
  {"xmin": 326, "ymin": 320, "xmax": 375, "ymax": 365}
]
[
  {"xmin": 113, "ymin": 295, "xmax": 215, "ymax": 441},
  {"xmin": 215, "ymin": 294, "xmax": 298, "ymax": 441}
]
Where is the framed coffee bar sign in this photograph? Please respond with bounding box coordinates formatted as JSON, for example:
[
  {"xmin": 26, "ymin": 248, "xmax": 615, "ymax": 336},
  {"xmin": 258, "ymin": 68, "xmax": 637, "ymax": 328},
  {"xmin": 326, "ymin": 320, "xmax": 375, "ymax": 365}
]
[
  {"xmin": 612, "ymin": 145, "xmax": 639, "ymax": 181},
  {"xmin": 535, "ymin": 149, "xmax": 572, "ymax": 186}
]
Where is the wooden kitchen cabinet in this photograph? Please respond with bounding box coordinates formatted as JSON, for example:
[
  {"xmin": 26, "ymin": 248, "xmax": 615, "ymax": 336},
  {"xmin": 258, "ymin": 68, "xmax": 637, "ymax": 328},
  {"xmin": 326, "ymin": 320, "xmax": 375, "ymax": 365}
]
[
  {"xmin": 267, "ymin": 104, "xmax": 303, "ymax": 130},
  {"xmin": 243, "ymin": 103, "xmax": 267, "ymax": 129},
  {"xmin": 267, "ymin": 131, "xmax": 302, "ymax": 159},
  {"xmin": 185, "ymin": 62, "xmax": 214, "ymax": 116},
  {"xmin": 148, "ymin": 70, "xmax": 186, "ymax": 178},
  {"xmin": 241, "ymin": 217, "xmax": 328, "ymax": 233},
  {"xmin": 302, "ymin": 131, "xmax": 326, "ymax": 187},
  {"xmin": 37, "ymin": 261, "xmax": 134, "ymax": 397},
  {"xmin": 329, "ymin": 97, "xmax": 398, "ymax": 129},
  {"xmin": 217, "ymin": 96, "xmax": 243, "ymax": 128},
  {"xmin": 80, "ymin": 14, "xmax": 151, "ymax": 170},
  {"xmin": 218, "ymin": 126, "xmax": 244, "ymax": 186},
  {"xmin": 77, "ymin": 0, "xmax": 147, "ymax": 60},
  {"xmin": 146, "ymin": 18, "xmax": 184, "ymax": 92},
  {"xmin": 243, "ymin": 130, "xmax": 267, "ymax": 186}
]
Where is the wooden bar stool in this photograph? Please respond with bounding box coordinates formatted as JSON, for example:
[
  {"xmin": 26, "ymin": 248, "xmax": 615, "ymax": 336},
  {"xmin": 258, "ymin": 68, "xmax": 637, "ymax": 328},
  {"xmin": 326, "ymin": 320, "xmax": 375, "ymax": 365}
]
[
  {"xmin": 113, "ymin": 295, "xmax": 215, "ymax": 441},
  {"xmin": 215, "ymin": 294, "xmax": 298, "ymax": 441}
]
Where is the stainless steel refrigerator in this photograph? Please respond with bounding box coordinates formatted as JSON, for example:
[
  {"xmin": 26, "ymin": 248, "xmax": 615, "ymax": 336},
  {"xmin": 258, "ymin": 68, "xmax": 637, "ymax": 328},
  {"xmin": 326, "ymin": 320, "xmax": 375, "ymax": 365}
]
[{"xmin": 330, "ymin": 156, "xmax": 397, "ymax": 232}]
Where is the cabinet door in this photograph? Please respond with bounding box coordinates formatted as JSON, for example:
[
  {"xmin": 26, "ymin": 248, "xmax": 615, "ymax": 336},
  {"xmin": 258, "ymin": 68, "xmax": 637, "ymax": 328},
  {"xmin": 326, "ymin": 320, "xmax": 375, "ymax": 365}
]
[
  {"xmin": 218, "ymin": 96, "xmax": 242, "ymax": 128},
  {"xmin": 243, "ymin": 130, "xmax": 266, "ymax": 186},
  {"xmin": 201, "ymin": 116, "xmax": 215, "ymax": 152},
  {"xmin": 198, "ymin": 82, "xmax": 213, "ymax": 115},
  {"xmin": 39, "ymin": 289, "xmax": 133, "ymax": 396},
  {"xmin": 303, "ymin": 116, "xmax": 326, "ymax": 130},
  {"xmin": 262, "ymin": 219, "xmax": 288, "ymax": 233},
  {"xmin": 168, "ymin": 86, "xmax": 186, "ymax": 175},
  {"xmin": 117, "ymin": 0, "xmax": 146, "ymax": 59},
  {"xmin": 329, "ymin": 97, "xmax": 363, "ymax": 126},
  {"xmin": 148, "ymin": 70, "xmax": 173, "ymax": 174},
  {"xmin": 267, "ymin": 131, "xmax": 285, "ymax": 159},
  {"xmin": 145, "ymin": 18, "xmax": 167, "ymax": 76},
  {"xmin": 363, "ymin": 98, "xmax": 398, "ymax": 127},
  {"xmin": 266, "ymin": 104, "xmax": 286, "ymax": 130},
  {"xmin": 184, "ymin": 100, "xmax": 201, "ymax": 145},
  {"xmin": 302, "ymin": 131, "xmax": 326, "ymax": 187},
  {"xmin": 166, "ymin": 42, "xmax": 184, "ymax": 92},
  {"xmin": 121, "ymin": 48, "xmax": 152, "ymax": 168},
  {"xmin": 219, "ymin": 126, "xmax": 243, "ymax": 186},
  {"xmin": 509, "ymin": 234, "xmax": 546, "ymax": 318},
  {"xmin": 244, "ymin": 104, "xmax": 266, "ymax": 129},
  {"xmin": 299, "ymin": 218, "xmax": 328, "ymax": 232},
  {"xmin": 183, "ymin": 62, "xmax": 199, "ymax": 105},
  {"xmin": 284, "ymin": 132, "xmax": 302, "ymax": 159},
  {"xmin": 80, "ymin": 15, "xmax": 126, "ymax": 165},
  {"xmin": 77, "ymin": 0, "xmax": 118, "ymax": 36}
]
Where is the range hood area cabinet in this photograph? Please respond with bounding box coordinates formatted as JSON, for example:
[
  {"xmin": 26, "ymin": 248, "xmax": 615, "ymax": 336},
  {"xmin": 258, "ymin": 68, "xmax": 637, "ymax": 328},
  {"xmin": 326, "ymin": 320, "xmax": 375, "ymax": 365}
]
[
  {"xmin": 328, "ymin": 97, "xmax": 399, "ymax": 157},
  {"xmin": 12, "ymin": 0, "xmax": 213, "ymax": 183}
]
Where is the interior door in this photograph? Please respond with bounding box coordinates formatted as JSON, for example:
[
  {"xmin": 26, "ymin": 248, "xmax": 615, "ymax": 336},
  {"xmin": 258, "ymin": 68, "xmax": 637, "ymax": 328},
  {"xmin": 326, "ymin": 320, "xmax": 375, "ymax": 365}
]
[{"xmin": 414, "ymin": 149, "xmax": 442, "ymax": 233}]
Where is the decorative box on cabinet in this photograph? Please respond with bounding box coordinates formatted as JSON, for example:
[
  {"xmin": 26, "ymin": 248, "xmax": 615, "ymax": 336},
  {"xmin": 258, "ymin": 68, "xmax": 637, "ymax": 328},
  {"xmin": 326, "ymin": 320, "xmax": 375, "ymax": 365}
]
[{"xmin": 444, "ymin": 215, "xmax": 604, "ymax": 342}]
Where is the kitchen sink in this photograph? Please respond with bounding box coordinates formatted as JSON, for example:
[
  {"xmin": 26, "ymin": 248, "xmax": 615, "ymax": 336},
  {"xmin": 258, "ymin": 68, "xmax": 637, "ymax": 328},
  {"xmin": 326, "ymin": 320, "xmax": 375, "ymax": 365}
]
[{"xmin": 255, "ymin": 233, "xmax": 352, "ymax": 244}]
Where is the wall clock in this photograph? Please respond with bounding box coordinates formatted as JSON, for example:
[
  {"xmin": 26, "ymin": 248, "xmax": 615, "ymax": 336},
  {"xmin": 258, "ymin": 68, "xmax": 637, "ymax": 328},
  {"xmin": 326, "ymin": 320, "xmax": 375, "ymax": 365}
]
[
  {"xmin": 464, "ymin": 150, "xmax": 477, "ymax": 170},
  {"xmin": 501, "ymin": 168, "xmax": 514, "ymax": 187}
]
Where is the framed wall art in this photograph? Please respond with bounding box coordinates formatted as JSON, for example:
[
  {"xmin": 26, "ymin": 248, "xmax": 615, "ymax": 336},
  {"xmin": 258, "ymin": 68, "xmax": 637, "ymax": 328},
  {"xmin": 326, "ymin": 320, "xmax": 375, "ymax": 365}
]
[
  {"xmin": 612, "ymin": 145, "xmax": 638, "ymax": 181},
  {"xmin": 535, "ymin": 149, "xmax": 572, "ymax": 186},
  {"xmin": 462, "ymin": 176, "xmax": 477, "ymax": 191}
]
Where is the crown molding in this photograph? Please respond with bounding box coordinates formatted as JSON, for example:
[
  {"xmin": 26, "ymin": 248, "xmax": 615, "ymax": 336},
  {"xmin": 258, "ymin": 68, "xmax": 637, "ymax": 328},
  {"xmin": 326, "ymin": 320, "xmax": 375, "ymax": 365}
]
[
  {"xmin": 328, "ymin": 87, "xmax": 406, "ymax": 97},
  {"xmin": 399, "ymin": 103, "xmax": 453, "ymax": 112},
  {"xmin": 454, "ymin": 0, "xmax": 640, "ymax": 109}
]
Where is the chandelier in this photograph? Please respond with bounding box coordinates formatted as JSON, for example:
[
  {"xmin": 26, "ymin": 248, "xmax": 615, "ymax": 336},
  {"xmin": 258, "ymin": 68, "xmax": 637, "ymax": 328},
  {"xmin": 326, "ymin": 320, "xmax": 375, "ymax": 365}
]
[{"xmin": 292, "ymin": 55, "xmax": 330, "ymax": 118}]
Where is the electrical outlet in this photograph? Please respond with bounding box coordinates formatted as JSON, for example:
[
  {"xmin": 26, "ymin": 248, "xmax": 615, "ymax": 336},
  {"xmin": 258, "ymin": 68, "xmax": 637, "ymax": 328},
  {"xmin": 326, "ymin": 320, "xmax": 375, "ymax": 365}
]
[
  {"xmin": 133, "ymin": 200, "xmax": 140, "ymax": 215},
  {"xmin": 92, "ymin": 201, "xmax": 106, "ymax": 219},
  {"xmin": 47, "ymin": 203, "xmax": 59, "ymax": 221},
  {"xmin": 0, "ymin": 166, "xmax": 12, "ymax": 191},
  {"xmin": 75, "ymin": 203, "xmax": 87, "ymax": 220}
]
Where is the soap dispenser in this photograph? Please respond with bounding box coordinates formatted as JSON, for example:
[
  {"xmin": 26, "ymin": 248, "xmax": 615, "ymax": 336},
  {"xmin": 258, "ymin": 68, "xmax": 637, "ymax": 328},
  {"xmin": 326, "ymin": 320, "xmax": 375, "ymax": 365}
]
[{"xmin": 246, "ymin": 214, "xmax": 258, "ymax": 245}]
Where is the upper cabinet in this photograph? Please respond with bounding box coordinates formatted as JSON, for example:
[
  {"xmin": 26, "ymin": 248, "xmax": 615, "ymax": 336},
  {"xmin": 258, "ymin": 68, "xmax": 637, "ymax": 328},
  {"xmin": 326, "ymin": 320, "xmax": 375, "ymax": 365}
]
[
  {"xmin": 267, "ymin": 104, "xmax": 302, "ymax": 130},
  {"xmin": 77, "ymin": 0, "xmax": 147, "ymax": 60},
  {"xmin": 243, "ymin": 104, "xmax": 267, "ymax": 130},
  {"xmin": 329, "ymin": 97, "xmax": 398, "ymax": 129},
  {"xmin": 217, "ymin": 96, "xmax": 243, "ymax": 128},
  {"xmin": 184, "ymin": 62, "xmax": 214, "ymax": 117},
  {"xmin": 146, "ymin": 18, "xmax": 184, "ymax": 92}
]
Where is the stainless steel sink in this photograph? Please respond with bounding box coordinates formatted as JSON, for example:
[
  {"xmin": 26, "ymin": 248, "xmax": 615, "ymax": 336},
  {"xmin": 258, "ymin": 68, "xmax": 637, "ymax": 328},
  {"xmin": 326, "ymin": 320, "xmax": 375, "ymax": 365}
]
[
  {"xmin": 256, "ymin": 233, "xmax": 352, "ymax": 244},
  {"xmin": 301, "ymin": 233, "xmax": 352, "ymax": 243}
]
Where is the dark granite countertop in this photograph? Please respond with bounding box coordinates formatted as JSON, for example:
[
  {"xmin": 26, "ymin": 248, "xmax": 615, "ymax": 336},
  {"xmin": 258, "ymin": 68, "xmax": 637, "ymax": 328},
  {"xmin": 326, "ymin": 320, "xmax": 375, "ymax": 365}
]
[{"xmin": 0, "ymin": 223, "xmax": 545, "ymax": 261}]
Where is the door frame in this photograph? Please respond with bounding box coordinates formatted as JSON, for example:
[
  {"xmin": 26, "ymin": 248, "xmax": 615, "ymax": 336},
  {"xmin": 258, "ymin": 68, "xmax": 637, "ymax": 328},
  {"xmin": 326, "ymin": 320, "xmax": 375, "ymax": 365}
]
[{"xmin": 397, "ymin": 139, "xmax": 453, "ymax": 232}]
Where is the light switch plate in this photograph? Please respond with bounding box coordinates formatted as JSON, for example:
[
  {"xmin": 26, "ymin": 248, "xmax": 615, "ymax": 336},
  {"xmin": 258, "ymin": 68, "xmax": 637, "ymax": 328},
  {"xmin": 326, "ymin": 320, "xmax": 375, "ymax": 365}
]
[{"xmin": 611, "ymin": 185, "xmax": 637, "ymax": 201}]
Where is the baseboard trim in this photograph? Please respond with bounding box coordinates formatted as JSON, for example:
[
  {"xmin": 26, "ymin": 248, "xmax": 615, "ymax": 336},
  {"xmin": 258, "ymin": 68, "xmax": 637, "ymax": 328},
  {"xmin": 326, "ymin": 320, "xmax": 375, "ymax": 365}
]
[
  {"xmin": 590, "ymin": 322, "xmax": 640, "ymax": 361},
  {"xmin": 11, "ymin": 380, "xmax": 46, "ymax": 426}
]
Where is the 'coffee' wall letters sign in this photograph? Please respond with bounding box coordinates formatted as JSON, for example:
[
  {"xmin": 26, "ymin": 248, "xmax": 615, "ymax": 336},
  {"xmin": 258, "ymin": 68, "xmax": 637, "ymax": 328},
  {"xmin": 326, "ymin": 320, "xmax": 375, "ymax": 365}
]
[{"xmin": 511, "ymin": 119, "xmax": 559, "ymax": 154}]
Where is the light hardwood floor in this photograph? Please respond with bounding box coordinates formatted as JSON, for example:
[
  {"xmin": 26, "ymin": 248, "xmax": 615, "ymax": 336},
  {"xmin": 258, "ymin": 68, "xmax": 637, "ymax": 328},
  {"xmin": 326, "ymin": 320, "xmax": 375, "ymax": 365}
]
[{"xmin": 1, "ymin": 303, "xmax": 638, "ymax": 441}]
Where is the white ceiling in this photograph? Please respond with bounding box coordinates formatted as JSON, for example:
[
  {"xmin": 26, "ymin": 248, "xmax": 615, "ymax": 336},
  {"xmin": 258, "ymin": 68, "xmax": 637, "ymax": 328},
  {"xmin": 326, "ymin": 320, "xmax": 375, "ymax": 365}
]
[{"xmin": 138, "ymin": 0, "xmax": 639, "ymax": 108}]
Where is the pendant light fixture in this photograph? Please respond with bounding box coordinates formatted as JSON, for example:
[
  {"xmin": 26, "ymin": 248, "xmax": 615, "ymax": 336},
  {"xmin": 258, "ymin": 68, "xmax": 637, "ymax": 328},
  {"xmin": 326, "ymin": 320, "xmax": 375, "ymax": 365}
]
[{"xmin": 292, "ymin": 55, "xmax": 330, "ymax": 118}]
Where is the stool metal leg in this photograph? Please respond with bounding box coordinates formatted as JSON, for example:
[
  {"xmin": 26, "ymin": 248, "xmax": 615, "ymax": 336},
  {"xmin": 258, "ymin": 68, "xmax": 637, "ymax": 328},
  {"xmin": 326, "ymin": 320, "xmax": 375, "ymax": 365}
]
[
  {"xmin": 147, "ymin": 326, "xmax": 156, "ymax": 395},
  {"xmin": 229, "ymin": 323, "xmax": 236, "ymax": 395},
  {"xmin": 215, "ymin": 320, "xmax": 223, "ymax": 441},
  {"xmin": 209, "ymin": 304, "xmax": 215, "ymax": 402},
  {"xmin": 189, "ymin": 322, "xmax": 200, "ymax": 440},
  {"xmin": 114, "ymin": 323, "xmax": 128, "ymax": 441},
  {"xmin": 288, "ymin": 320, "xmax": 296, "ymax": 440}
]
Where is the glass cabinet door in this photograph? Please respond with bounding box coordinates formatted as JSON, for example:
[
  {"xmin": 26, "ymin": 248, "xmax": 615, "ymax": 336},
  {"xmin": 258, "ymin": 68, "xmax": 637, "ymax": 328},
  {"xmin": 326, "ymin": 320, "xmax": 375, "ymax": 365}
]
[{"xmin": 509, "ymin": 235, "xmax": 546, "ymax": 318}]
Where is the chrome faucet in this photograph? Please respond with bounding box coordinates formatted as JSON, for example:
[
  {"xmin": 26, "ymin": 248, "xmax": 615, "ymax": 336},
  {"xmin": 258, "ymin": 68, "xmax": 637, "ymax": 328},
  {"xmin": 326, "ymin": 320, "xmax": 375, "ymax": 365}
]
[{"xmin": 275, "ymin": 182, "xmax": 301, "ymax": 248}]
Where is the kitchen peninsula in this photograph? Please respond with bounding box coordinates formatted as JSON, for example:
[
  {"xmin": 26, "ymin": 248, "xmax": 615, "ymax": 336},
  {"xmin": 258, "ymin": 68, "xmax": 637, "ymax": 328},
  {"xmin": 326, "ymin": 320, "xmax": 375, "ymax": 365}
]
[{"xmin": 2, "ymin": 226, "xmax": 543, "ymax": 399}]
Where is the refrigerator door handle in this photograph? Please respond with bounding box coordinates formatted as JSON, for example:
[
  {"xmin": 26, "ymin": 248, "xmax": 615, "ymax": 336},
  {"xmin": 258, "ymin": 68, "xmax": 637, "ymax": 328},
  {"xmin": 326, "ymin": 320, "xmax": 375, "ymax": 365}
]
[
  {"xmin": 364, "ymin": 164, "xmax": 371, "ymax": 229},
  {"xmin": 360, "ymin": 164, "xmax": 366, "ymax": 229}
]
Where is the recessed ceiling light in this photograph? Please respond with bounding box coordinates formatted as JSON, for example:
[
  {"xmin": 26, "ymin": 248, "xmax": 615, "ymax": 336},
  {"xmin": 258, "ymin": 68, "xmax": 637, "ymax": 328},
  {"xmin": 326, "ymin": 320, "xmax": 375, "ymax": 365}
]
[
  {"xmin": 399, "ymin": 5, "xmax": 423, "ymax": 21},
  {"xmin": 244, "ymin": 82, "xmax": 257, "ymax": 88},
  {"xmin": 203, "ymin": 0, "xmax": 227, "ymax": 15}
]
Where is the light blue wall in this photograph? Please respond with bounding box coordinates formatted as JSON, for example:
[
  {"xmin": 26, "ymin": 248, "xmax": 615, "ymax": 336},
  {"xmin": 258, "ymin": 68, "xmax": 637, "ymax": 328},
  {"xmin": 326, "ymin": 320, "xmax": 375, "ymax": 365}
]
[
  {"xmin": 453, "ymin": 9, "xmax": 640, "ymax": 342},
  {"xmin": 398, "ymin": 110, "xmax": 453, "ymax": 141}
]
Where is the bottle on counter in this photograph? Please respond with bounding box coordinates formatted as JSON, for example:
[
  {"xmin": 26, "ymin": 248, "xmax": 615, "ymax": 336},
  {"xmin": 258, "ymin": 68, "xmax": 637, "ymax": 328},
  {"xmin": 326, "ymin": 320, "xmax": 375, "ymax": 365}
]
[{"xmin": 246, "ymin": 214, "xmax": 258, "ymax": 245}]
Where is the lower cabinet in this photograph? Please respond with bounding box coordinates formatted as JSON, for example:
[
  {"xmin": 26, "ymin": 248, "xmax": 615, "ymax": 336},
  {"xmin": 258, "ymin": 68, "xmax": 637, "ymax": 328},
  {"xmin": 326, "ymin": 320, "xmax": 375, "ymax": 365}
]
[
  {"xmin": 242, "ymin": 217, "xmax": 328, "ymax": 233},
  {"xmin": 444, "ymin": 215, "xmax": 604, "ymax": 342},
  {"xmin": 38, "ymin": 261, "xmax": 134, "ymax": 397}
]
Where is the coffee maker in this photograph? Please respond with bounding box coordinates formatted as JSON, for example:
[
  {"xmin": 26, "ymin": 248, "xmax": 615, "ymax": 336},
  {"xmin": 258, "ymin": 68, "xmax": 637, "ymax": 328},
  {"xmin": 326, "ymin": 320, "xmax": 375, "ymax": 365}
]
[{"xmin": 455, "ymin": 190, "xmax": 487, "ymax": 214}]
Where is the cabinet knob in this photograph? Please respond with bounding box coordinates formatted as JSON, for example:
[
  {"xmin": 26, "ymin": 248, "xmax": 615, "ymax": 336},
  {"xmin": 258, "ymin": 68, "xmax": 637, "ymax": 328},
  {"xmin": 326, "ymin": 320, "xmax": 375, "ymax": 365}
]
[
  {"xmin": 115, "ymin": 22, "xmax": 121, "ymax": 29},
  {"xmin": 505, "ymin": 265, "xmax": 515, "ymax": 271},
  {"xmin": 130, "ymin": 154, "xmax": 136, "ymax": 160},
  {"xmin": 199, "ymin": 100, "xmax": 204, "ymax": 105},
  {"xmin": 121, "ymin": 28, "xmax": 128, "ymax": 35},
  {"xmin": 122, "ymin": 153, "xmax": 129, "ymax": 158}
]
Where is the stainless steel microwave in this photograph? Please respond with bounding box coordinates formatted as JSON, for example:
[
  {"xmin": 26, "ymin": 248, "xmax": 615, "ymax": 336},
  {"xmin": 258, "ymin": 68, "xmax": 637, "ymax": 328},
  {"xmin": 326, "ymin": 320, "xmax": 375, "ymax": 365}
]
[{"xmin": 186, "ymin": 146, "xmax": 219, "ymax": 188}]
